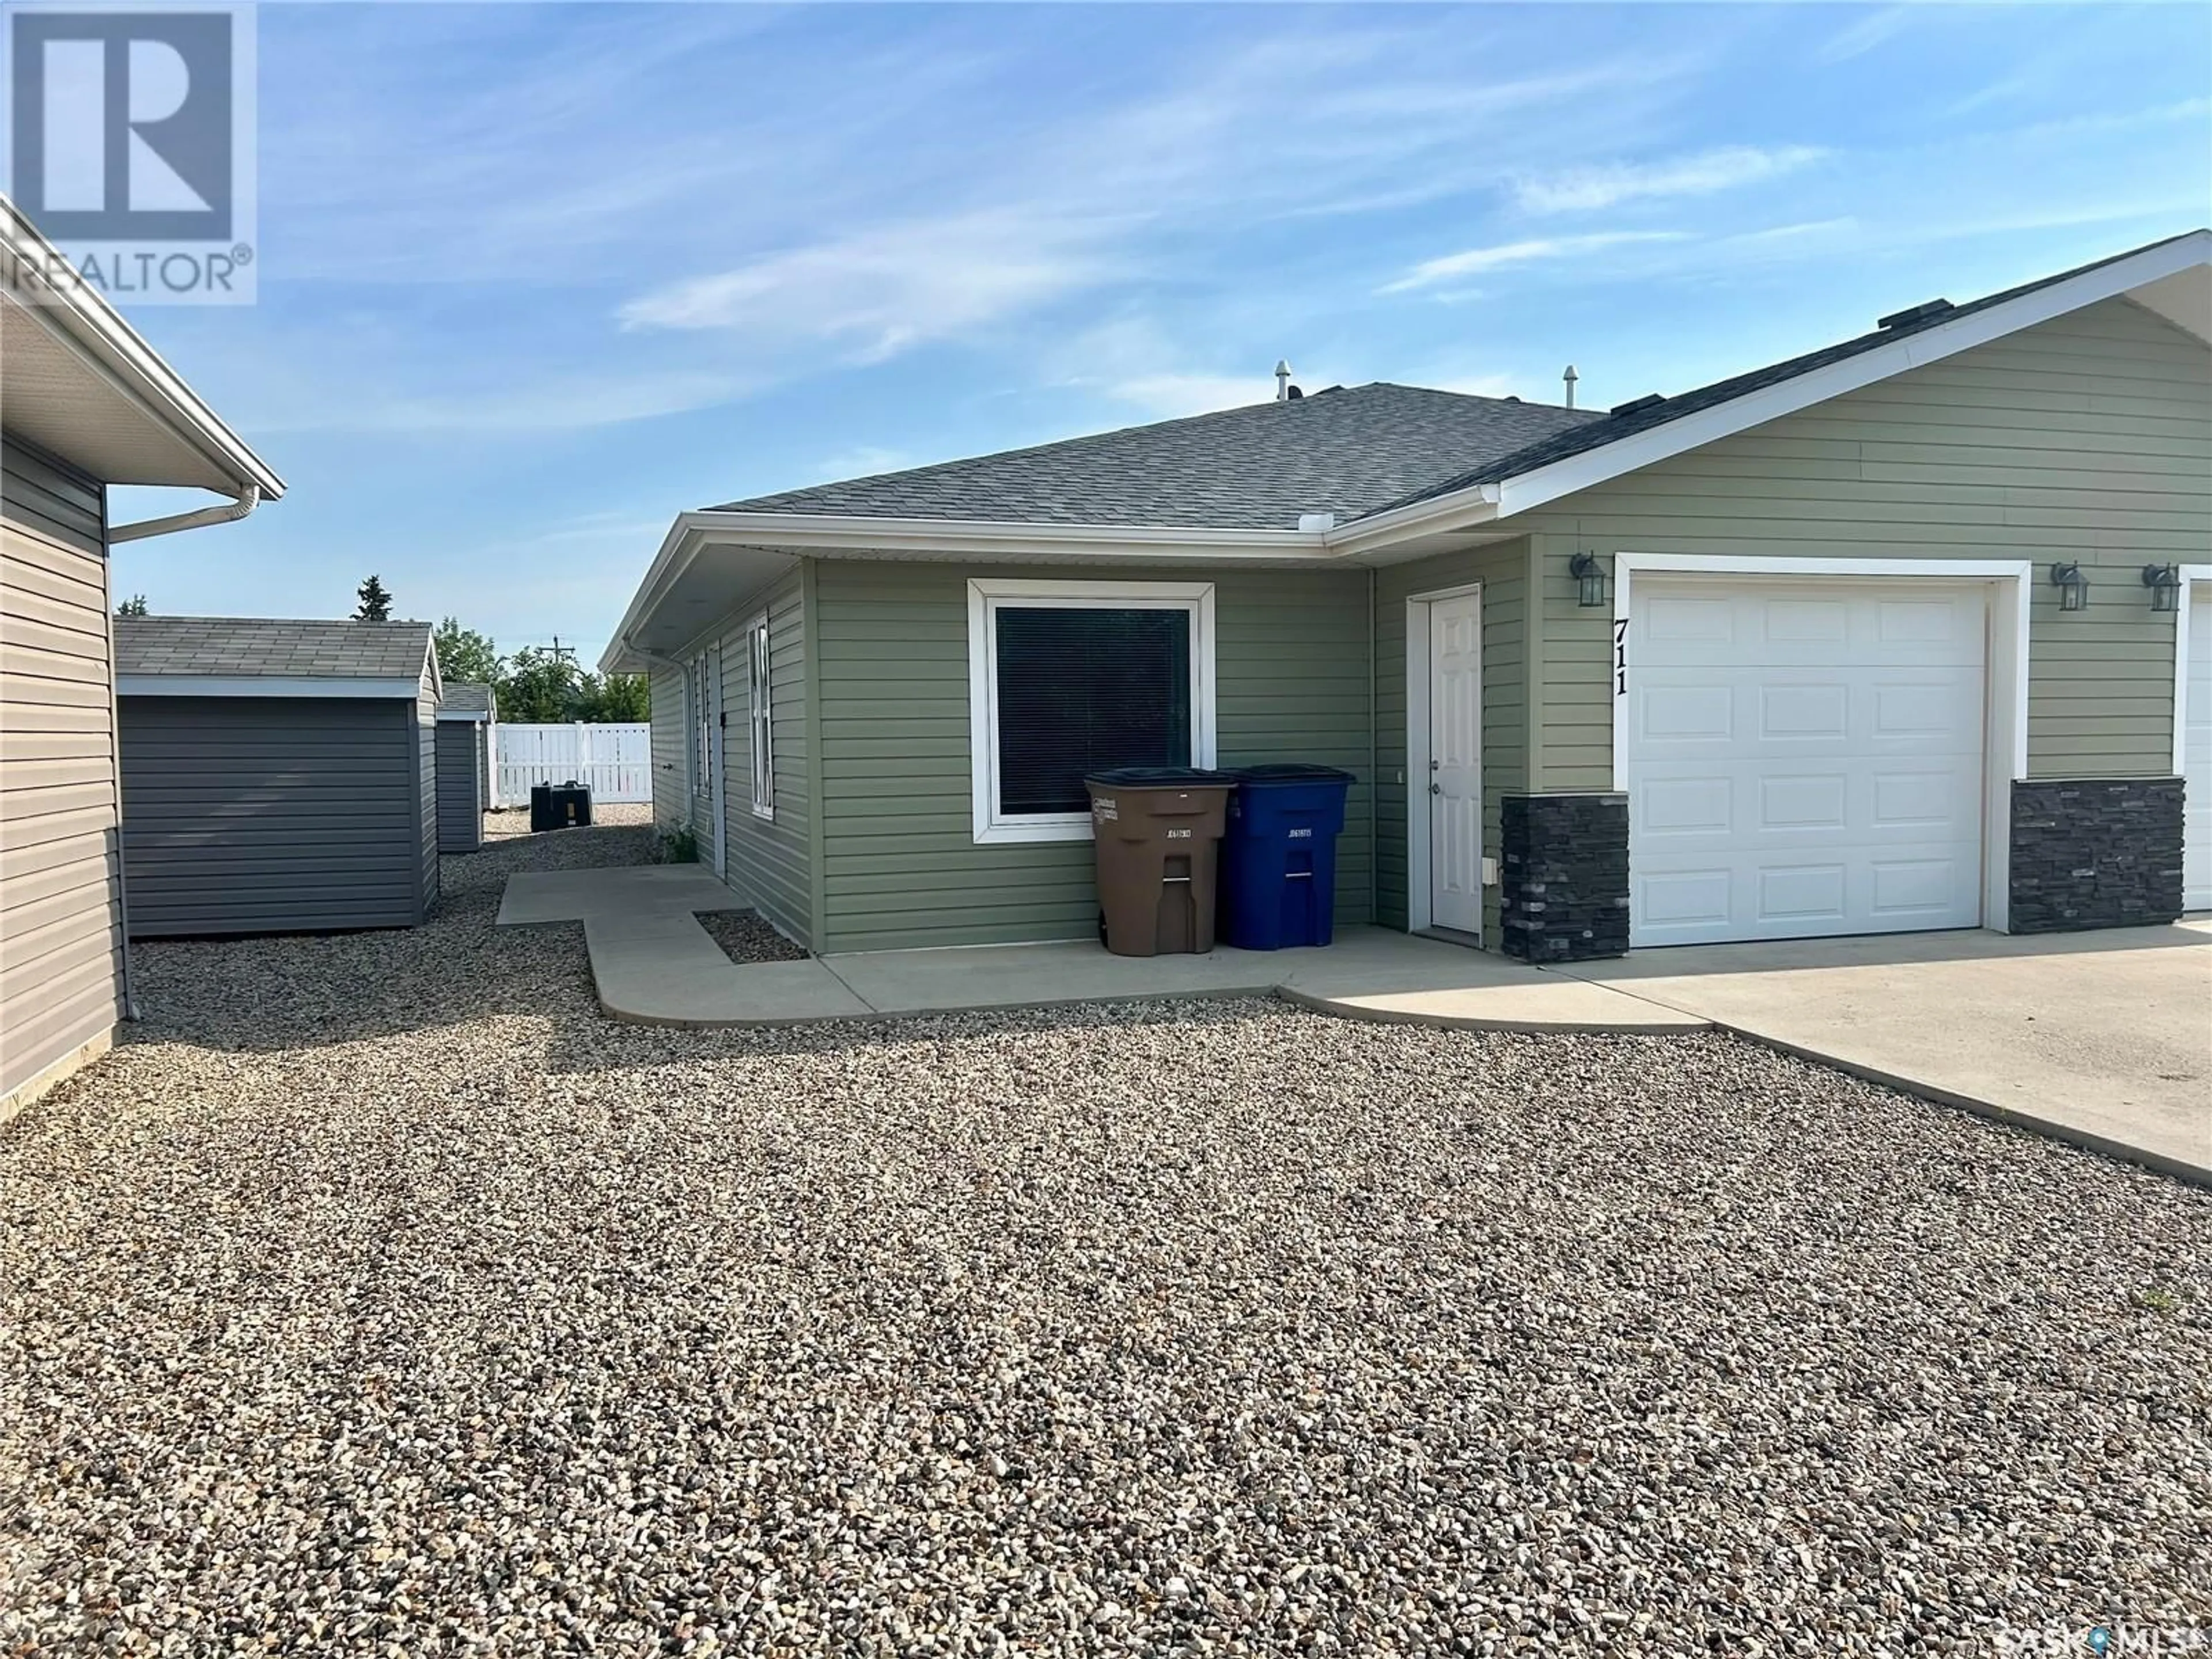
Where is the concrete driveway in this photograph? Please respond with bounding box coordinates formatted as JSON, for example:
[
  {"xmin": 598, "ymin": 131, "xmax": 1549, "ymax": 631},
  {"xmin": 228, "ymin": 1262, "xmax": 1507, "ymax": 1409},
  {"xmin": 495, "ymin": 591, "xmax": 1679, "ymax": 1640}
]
[{"xmin": 1553, "ymin": 921, "xmax": 2212, "ymax": 1182}]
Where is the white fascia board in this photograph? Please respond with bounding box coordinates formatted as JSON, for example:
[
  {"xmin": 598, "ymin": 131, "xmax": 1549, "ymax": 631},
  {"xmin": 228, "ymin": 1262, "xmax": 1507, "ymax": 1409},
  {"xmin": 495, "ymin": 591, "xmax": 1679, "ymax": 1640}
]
[
  {"xmin": 699, "ymin": 509, "xmax": 1327, "ymax": 559},
  {"xmin": 118, "ymin": 674, "xmax": 420, "ymax": 699},
  {"xmin": 599, "ymin": 514, "xmax": 710, "ymax": 674},
  {"xmin": 2, "ymin": 202, "xmax": 285, "ymax": 500},
  {"xmin": 1330, "ymin": 230, "xmax": 2212, "ymax": 555},
  {"xmin": 437, "ymin": 709, "xmax": 492, "ymax": 722},
  {"xmin": 1321, "ymin": 484, "xmax": 1501, "ymax": 560}
]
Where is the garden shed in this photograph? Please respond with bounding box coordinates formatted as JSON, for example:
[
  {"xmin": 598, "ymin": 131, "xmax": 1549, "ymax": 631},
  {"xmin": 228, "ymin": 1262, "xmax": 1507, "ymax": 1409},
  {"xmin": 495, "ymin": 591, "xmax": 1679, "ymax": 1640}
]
[
  {"xmin": 114, "ymin": 616, "xmax": 442, "ymax": 937},
  {"xmin": 437, "ymin": 682, "xmax": 495, "ymax": 853}
]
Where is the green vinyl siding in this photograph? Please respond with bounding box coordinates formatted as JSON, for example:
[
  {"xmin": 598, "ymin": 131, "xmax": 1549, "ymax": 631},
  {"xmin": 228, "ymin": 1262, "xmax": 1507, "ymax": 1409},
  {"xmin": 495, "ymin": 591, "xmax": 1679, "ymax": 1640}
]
[
  {"xmin": 1519, "ymin": 297, "xmax": 2210, "ymax": 789},
  {"xmin": 715, "ymin": 570, "xmax": 813, "ymax": 950},
  {"xmin": 1372, "ymin": 538, "xmax": 1529, "ymax": 940},
  {"xmin": 812, "ymin": 559, "xmax": 1372, "ymax": 953},
  {"xmin": 1365, "ymin": 296, "xmax": 2209, "ymax": 942},
  {"xmin": 648, "ymin": 663, "xmax": 687, "ymax": 832}
]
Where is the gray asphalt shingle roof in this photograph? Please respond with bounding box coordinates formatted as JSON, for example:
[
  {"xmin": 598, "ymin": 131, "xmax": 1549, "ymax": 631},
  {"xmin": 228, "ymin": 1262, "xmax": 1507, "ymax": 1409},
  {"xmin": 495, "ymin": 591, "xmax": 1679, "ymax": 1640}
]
[
  {"xmin": 1376, "ymin": 229, "xmax": 2208, "ymax": 514},
  {"xmin": 704, "ymin": 233, "xmax": 2201, "ymax": 535},
  {"xmin": 442, "ymin": 681, "xmax": 495, "ymax": 716},
  {"xmin": 115, "ymin": 616, "xmax": 434, "ymax": 681},
  {"xmin": 710, "ymin": 384, "xmax": 1601, "ymax": 531}
]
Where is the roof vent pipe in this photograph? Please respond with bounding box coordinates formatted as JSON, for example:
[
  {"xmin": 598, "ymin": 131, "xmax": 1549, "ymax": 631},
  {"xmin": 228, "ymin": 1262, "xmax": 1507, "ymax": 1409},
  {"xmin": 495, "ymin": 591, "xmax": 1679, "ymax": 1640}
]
[
  {"xmin": 1275, "ymin": 360, "xmax": 1291, "ymax": 402},
  {"xmin": 1563, "ymin": 365, "xmax": 1578, "ymax": 410}
]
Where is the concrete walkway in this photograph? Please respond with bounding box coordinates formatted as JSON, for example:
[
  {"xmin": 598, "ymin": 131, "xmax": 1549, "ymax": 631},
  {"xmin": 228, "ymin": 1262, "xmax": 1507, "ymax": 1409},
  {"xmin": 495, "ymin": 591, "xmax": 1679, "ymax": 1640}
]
[
  {"xmin": 1554, "ymin": 922, "xmax": 2211, "ymax": 1183},
  {"xmin": 498, "ymin": 867, "xmax": 2210, "ymax": 1181},
  {"xmin": 496, "ymin": 867, "xmax": 1696, "ymax": 1032}
]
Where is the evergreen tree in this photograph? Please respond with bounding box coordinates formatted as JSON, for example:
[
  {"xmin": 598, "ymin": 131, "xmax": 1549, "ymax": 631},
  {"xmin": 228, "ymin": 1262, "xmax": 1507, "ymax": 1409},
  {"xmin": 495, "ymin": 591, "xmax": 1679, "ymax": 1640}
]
[
  {"xmin": 115, "ymin": 594, "xmax": 149, "ymax": 617},
  {"xmin": 354, "ymin": 574, "xmax": 393, "ymax": 622}
]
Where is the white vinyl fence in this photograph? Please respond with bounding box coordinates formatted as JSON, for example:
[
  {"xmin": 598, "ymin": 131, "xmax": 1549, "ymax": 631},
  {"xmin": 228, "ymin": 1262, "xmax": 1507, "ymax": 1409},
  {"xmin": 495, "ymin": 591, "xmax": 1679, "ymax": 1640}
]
[{"xmin": 491, "ymin": 722, "xmax": 653, "ymax": 807}]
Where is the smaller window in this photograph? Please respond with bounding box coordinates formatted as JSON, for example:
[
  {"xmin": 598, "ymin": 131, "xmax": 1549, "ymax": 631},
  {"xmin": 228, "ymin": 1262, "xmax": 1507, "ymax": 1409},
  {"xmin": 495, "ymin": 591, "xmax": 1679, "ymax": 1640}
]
[
  {"xmin": 690, "ymin": 656, "xmax": 714, "ymax": 799},
  {"xmin": 747, "ymin": 614, "xmax": 773, "ymax": 818}
]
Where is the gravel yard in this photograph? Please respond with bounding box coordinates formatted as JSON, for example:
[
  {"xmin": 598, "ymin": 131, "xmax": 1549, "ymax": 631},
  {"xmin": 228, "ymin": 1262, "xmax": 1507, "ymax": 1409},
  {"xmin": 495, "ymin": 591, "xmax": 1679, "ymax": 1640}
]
[{"xmin": 3, "ymin": 821, "xmax": 2209, "ymax": 1656}]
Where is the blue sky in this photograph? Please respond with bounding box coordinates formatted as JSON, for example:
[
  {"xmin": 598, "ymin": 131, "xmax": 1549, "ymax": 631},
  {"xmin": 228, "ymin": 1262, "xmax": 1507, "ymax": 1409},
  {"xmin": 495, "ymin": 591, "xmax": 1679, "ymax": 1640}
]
[{"xmin": 109, "ymin": 1, "xmax": 2212, "ymax": 664}]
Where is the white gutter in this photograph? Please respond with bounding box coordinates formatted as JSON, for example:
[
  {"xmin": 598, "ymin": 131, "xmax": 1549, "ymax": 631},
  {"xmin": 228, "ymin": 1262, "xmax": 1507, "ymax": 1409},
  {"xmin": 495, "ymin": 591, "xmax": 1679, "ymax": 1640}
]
[
  {"xmin": 679, "ymin": 507, "xmax": 1330, "ymax": 559},
  {"xmin": 1, "ymin": 197, "xmax": 285, "ymax": 500},
  {"xmin": 108, "ymin": 483, "xmax": 259, "ymax": 543}
]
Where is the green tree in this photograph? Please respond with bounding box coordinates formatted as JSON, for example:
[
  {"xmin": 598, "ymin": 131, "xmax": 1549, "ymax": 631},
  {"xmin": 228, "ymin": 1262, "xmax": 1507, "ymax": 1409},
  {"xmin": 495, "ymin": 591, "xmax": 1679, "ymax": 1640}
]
[
  {"xmin": 434, "ymin": 616, "xmax": 501, "ymax": 685},
  {"xmin": 354, "ymin": 574, "xmax": 394, "ymax": 622},
  {"xmin": 115, "ymin": 594, "xmax": 149, "ymax": 616},
  {"xmin": 573, "ymin": 671, "xmax": 649, "ymax": 722},
  {"xmin": 497, "ymin": 645, "xmax": 580, "ymax": 722}
]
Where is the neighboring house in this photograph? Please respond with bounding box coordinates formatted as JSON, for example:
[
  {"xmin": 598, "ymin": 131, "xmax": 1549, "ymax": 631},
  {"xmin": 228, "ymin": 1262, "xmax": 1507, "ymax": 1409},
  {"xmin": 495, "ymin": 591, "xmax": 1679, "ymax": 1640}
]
[
  {"xmin": 604, "ymin": 230, "xmax": 2212, "ymax": 960},
  {"xmin": 1, "ymin": 199, "xmax": 284, "ymax": 1120},
  {"xmin": 437, "ymin": 681, "xmax": 496, "ymax": 851},
  {"xmin": 115, "ymin": 618, "xmax": 442, "ymax": 936}
]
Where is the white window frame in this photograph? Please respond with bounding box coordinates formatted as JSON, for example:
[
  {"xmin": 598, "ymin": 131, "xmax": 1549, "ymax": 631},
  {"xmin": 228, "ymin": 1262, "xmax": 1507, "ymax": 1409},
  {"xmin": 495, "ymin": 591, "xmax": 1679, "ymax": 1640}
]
[
  {"xmin": 688, "ymin": 654, "xmax": 714, "ymax": 801},
  {"xmin": 966, "ymin": 577, "xmax": 1216, "ymax": 846},
  {"xmin": 683, "ymin": 658, "xmax": 700, "ymax": 798},
  {"xmin": 746, "ymin": 611, "xmax": 774, "ymax": 820}
]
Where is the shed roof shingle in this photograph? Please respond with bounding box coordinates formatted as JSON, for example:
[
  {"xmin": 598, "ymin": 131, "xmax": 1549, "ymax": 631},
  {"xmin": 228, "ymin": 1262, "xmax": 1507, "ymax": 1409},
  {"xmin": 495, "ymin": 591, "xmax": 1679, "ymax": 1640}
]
[
  {"xmin": 442, "ymin": 681, "xmax": 495, "ymax": 716},
  {"xmin": 710, "ymin": 384, "xmax": 1601, "ymax": 531},
  {"xmin": 115, "ymin": 616, "xmax": 434, "ymax": 681}
]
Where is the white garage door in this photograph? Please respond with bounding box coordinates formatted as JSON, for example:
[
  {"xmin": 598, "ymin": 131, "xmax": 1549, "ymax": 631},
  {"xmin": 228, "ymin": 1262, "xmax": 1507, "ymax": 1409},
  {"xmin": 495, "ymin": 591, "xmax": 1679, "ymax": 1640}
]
[
  {"xmin": 2185, "ymin": 590, "xmax": 2212, "ymax": 912},
  {"xmin": 1627, "ymin": 578, "xmax": 1987, "ymax": 947}
]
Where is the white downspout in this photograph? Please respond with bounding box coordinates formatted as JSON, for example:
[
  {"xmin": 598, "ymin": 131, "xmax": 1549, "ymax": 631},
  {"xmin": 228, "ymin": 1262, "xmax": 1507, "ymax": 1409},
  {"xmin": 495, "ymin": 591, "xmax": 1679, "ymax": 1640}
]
[{"xmin": 108, "ymin": 483, "xmax": 259, "ymax": 543}]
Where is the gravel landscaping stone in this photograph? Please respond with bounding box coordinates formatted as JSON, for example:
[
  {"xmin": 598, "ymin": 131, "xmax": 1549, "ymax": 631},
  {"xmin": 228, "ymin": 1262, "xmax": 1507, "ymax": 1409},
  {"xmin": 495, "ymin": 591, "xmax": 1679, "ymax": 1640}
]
[
  {"xmin": 695, "ymin": 910, "xmax": 810, "ymax": 965},
  {"xmin": 3, "ymin": 820, "xmax": 2207, "ymax": 1655}
]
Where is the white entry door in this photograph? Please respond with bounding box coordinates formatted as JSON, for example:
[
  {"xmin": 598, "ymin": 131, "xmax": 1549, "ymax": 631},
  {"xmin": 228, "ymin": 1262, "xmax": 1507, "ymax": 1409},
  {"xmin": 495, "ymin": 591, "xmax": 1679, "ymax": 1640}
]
[
  {"xmin": 1626, "ymin": 578, "xmax": 1987, "ymax": 946},
  {"xmin": 1429, "ymin": 592, "xmax": 1483, "ymax": 935},
  {"xmin": 2184, "ymin": 589, "xmax": 2212, "ymax": 911}
]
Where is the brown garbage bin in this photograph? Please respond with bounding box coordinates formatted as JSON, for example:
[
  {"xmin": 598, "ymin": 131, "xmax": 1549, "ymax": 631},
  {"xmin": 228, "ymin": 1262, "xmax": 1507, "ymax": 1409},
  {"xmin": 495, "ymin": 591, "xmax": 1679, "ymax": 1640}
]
[{"xmin": 1084, "ymin": 767, "xmax": 1234, "ymax": 957}]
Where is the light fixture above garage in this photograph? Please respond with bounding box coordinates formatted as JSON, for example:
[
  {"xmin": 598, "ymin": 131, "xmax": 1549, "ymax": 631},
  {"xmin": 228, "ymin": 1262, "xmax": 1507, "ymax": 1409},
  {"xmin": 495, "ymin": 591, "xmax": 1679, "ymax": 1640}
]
[
  {"xmin": 2050, "ymin": 561, "xmax": 2089, "ymax": 612},
  {"xmin": 1569, "ymin": 551, "xmax": 1607, "ymax": 609},
  {"xmin": 2142, "ymin": 562, "xmax": 2181, "ymax": 613}
]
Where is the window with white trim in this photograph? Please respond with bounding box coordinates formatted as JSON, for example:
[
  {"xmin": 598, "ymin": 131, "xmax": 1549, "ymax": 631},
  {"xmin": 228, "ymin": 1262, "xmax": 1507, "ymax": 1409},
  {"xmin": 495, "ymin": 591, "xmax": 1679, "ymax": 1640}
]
[
  {"xmin": 688, "ymin": 654, "xmax": 713, "ymax": 800},
  {"xmin": 966, "ymin": 578, "xmax": 1215, "ymax": 844},
  {"xmin": 746, "ymin": 613, "xmax": 773, "ymax": 818}
]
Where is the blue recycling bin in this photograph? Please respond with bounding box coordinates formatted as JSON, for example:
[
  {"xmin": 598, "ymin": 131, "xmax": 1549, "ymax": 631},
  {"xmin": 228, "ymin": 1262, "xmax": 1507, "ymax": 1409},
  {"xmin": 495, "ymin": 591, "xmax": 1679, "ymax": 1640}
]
[{"xmin": 1220, "ymin": 764, "xmax": 1355, "ymax": 950}]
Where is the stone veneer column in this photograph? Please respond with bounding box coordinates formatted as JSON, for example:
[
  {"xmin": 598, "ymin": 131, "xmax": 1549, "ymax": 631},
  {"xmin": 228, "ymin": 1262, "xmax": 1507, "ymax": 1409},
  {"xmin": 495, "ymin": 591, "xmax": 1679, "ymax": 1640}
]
[
  {"xmin": 2008, "ymin": 778, "xmax": 2184, "ymax": 933},
  {"xmin": 1498, "ymin": 793, "xmax": 1630, "ymax": 963}
]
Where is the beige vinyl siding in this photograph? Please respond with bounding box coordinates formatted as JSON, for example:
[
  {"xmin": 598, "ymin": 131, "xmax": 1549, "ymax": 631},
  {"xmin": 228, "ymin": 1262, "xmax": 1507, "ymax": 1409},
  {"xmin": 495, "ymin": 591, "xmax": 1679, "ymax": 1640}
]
[
  {"xmin": 648, "ymin": 663, "xmax": 687, "ymax": 832},
  {"xmin": 1522, "ymin": 297, "xmax": 2211, "ymax": 789},
  {"xmin": 715, "ymin": 570, "xmax": 813, "ymax": 949},
  {"xmin": 1372, "ymin": 538, "xmax": 1529, "ymax": 940},
  {"xmin": 812, "ymin": 559, "xmax": 1372, "ymax": 953},
  {"xmin": 1, "ymin": 436, "xmax": 122, "ymax": 1112}
]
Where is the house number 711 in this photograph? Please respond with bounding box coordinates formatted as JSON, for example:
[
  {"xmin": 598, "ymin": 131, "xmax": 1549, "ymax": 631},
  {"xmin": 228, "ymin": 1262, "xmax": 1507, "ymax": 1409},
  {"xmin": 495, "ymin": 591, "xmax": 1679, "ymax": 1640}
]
[{"xmin": 1613, "ymin": 617, "xmax": 1628, "ymax": 695}]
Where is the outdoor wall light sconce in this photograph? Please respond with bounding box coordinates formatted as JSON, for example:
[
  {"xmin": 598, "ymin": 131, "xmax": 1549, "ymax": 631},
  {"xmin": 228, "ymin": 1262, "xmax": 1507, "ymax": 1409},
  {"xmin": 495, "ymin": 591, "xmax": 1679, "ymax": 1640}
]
[
  {"xmin": 2050, "ymin": 561, "xmax": 2088, "ymax": 613},
  {"xmin": 1569, "ymin": 551, "xmax": 1607, "ymax": 608},
  {"xmin": 2142, "ymin": 563, "xmax": 2180, "ymax": 613}
]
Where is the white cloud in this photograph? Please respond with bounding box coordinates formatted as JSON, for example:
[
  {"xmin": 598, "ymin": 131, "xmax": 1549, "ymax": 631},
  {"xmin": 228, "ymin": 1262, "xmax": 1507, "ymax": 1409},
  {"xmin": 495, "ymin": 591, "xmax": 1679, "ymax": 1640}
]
[
  {"xmin": 1103, "ymin": 373, "xmax": 1273, "ymax": 419},
  {"xmin": 808, "ymin": 446, "xmax": 921, "ymax": 483},
  {"xmin": 1513, "ymin": 145, "xmax": 1826, "ymax": 214},
  {"xmin": 1817, "ymin": 6, "xmax": 1913, "ymax": 64},
  {"xmin": 252, "ymin": 370, "xmax": 749, "ymax": 436},
  {"xmin": 1382, "ymin": 232, "xmax": 1689, "ymax": 294},
  {"xmin": 618, "ymin": 210, "xmax": 1120, "ymax": 361}
]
